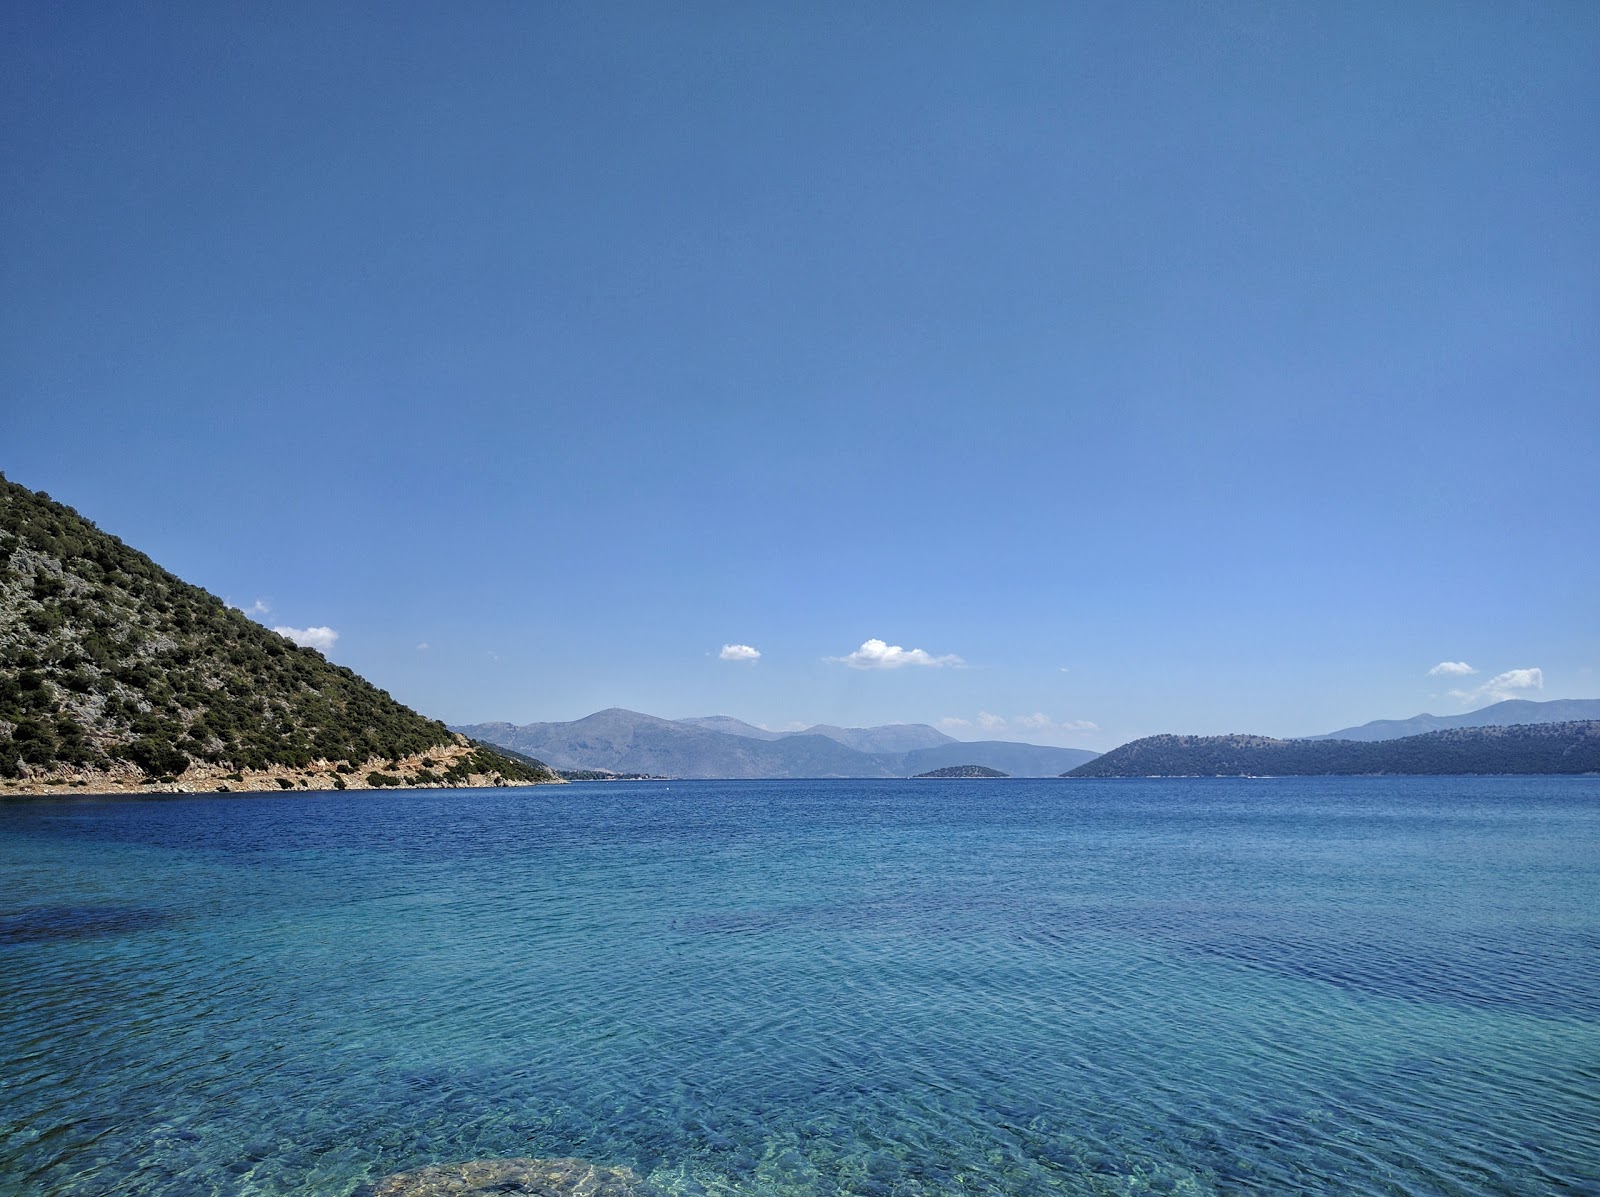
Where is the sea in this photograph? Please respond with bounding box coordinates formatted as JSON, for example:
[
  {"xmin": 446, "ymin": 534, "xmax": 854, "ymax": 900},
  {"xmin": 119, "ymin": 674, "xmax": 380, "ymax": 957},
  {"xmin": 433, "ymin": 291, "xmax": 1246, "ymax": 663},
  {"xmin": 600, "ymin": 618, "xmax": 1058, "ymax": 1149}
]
[{"xmin": 1, "ymin": 777, "xmax": 1596, "ymax": 1197}]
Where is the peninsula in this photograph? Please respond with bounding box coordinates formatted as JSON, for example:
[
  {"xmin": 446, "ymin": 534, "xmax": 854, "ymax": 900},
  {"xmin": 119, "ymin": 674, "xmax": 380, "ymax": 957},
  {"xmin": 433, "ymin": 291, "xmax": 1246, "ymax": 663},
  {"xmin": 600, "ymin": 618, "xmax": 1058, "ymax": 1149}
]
[
  {"xmin": 1065, "ymin": 721, "xmax": 1600, "ymax": 778},
  {"xmin": 0, "ymin": 475, "xmax": 559, "ymax": 796}
]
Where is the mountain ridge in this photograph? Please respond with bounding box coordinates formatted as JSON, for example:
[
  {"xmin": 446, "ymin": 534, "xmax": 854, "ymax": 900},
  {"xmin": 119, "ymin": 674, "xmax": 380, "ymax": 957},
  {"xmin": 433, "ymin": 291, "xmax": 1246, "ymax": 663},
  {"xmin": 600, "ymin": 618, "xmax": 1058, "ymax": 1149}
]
[
  {"xmin": 675, "ymin": 715, "xmax": 957, "ymax": 753},
  {"xmin": 456, "ymin": 708, "xmax": 1098, "ymax": 778},
  {"xmin": 1309, "ymin": 698, "xmax": 1600, "ymax": 742}
]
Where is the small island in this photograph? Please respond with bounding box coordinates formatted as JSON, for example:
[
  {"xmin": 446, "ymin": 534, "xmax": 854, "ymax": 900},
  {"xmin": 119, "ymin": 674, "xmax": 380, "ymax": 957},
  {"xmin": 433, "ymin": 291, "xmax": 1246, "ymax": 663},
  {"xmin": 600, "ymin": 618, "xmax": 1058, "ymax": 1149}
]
[{"xmin": 913, "ymin": 764, "xmax": 1010, "ymax": 779}]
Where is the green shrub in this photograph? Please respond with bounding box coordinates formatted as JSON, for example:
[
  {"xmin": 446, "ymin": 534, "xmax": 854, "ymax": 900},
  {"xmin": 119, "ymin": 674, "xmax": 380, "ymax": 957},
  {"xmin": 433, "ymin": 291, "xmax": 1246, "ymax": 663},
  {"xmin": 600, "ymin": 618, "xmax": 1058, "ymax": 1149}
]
[{"xmin": 125, "ymin": 738, "xmax": 189, "ymax": 777}]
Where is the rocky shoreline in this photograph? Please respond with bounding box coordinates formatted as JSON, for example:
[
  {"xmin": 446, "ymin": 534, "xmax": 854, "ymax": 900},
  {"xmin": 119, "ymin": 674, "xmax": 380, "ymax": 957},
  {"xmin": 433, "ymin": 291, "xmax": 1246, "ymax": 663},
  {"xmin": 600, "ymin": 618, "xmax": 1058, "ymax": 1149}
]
[{"xmin": 1, "ymin": 737, "xmax": 563, "ymax": 798}]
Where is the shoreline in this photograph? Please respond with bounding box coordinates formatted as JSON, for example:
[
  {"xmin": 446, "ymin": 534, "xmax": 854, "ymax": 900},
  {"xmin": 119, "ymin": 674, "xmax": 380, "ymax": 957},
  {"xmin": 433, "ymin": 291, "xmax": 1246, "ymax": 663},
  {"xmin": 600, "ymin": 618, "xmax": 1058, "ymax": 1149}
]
[{"xmin": 2, "ymin": 739, "xmax": 563, "ymax": 799}]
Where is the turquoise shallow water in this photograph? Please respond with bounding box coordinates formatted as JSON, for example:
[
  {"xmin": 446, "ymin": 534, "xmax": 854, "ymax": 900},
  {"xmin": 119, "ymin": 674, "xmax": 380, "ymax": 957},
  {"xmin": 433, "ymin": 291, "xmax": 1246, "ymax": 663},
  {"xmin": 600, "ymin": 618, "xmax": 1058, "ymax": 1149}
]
[{"xmin": 1, "ymin": 777, "xmax": 1597, "ymax": 1197}]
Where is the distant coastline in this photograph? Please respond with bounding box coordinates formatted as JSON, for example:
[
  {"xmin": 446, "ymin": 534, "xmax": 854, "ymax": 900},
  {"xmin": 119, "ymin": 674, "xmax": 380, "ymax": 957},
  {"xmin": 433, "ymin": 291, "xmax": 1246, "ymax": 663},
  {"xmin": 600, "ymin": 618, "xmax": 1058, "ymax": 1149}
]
[
  {"xmin": 557, "ymin": 769, "xmax": 666, "ymax": 782},
  {"xmin": 456, "ymin": 708, "xmax": 1098, "ymax": 779},
  {"xmin": 1066, "ymin": 721, "xmax": 1600, "ymax": 778}
]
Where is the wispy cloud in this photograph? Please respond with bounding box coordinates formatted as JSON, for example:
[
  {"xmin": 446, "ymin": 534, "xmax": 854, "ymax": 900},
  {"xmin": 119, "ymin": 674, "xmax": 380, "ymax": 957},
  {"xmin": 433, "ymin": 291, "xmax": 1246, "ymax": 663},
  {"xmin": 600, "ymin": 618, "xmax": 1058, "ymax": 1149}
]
[
  {"xmin": 1428, "ymin": 660, "xmax": 1476, "ymax": 677},
  {"xmin": 942, "ymin": 712, "xmax": 1100, "ymax": 738},
  {"xmin": 229, "ymin": 598, "xmax": 272, "ymax": 616},
  {"xmin": 829, "ymin": 638, "xmax": 962, "ymax": 670},
  {"xmin": 273, "ymin": 625, "xmax": 339, "ymax": 651},
  {"xmin": 416, "ymin": 642, "xmax": 430, "ymax": 651},
  {"xmin": 1450, "ymin": 667, "xmax": 1543, "ymax": 704},
  {"xmin": 719, "ymin": 643, "xmax": 762, "ymax": 662}
]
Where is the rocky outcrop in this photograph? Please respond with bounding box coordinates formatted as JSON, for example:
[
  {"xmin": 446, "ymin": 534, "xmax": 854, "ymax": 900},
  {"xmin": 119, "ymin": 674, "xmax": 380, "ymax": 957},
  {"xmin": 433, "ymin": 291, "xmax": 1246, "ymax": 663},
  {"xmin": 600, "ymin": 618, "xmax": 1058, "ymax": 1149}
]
[{"xmin": 2, "ymin": 734, "xmax": 561, "ymax": 796}]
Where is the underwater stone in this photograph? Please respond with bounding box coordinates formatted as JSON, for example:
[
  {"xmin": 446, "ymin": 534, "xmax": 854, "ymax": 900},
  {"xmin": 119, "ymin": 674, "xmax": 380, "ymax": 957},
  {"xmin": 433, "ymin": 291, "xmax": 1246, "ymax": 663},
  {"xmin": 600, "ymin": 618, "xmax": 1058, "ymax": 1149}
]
[{"xmin": 365, "ymin": 1156, "xmax": 661, "ymax": 1197}]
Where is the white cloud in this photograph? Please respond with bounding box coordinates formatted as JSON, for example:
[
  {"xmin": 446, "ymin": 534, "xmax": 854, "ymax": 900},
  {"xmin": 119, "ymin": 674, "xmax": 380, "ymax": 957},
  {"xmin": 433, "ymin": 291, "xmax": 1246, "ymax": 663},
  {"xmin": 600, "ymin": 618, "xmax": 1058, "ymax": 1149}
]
[
  {"xmin": 273, "ymin": 625, "xmax": 339, "ymax": 651},
  {"xmin": 938, "ymin": 717, "xmax": 972, "ymax": 729},
  {"xmin": 1450, "ymin": 666, "xmax": 1544, "ymax": 704},
  {"xmin": 719, "ymin": 643, "xmax": 762, "ymax": 662},
  {"xmin": 416, "ymin": 642, "xmax": 430, "ymax": 651},
  {"xmin": 229, "ymin": 598, "xmax": 271, "ymax": 616},
  {"xmin": 829, "ymin": 638, "xmax": 962, "ymax": 670},
  {"xmin": 1428, "ymin": 661, "xmax": 1476, "ymax": 677},
  {"xmin": 1484, "ymin": 667, "xmax": 1544, "ymax": 697},
  {"xmin": 1060, "ymin": 720, "xmax": 1100, "ymax": 734}
]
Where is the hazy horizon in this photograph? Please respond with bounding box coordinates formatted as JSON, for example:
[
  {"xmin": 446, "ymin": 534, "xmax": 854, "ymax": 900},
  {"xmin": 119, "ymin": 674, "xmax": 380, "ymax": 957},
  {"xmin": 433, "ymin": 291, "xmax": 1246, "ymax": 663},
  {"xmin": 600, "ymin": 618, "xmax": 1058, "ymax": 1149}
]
[{"xmin": 457, "ymin": 695, "xmax": 1599, "ymax": 755}]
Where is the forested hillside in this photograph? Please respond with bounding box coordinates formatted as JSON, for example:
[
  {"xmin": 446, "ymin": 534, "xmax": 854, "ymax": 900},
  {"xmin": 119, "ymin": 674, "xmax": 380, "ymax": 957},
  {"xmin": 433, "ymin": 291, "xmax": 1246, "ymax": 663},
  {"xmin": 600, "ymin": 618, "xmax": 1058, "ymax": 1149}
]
[
  {"xmin": 1066, "ymin": 721, "xmax": 1600, "ymax": 778},
  {"xmin": 0, "ymin": 474, "xmax": 555, "ymax": 792}
]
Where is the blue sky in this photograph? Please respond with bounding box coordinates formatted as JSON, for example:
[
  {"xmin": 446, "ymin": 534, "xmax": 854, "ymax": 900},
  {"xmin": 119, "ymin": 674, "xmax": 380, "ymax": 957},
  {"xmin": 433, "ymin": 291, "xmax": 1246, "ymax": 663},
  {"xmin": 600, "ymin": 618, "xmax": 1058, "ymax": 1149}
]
[{"xmin": 4, "ymin": 3, "xmax": 1596, "ymax": 749}]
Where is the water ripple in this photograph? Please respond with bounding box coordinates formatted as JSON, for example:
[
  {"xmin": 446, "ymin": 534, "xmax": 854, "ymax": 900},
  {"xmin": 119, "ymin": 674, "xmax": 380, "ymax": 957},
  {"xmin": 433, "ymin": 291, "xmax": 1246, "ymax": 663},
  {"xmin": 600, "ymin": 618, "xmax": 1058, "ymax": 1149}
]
[{"xmin": 1, "ymin": 777, "xmax": 1597, "ymax": 1197}]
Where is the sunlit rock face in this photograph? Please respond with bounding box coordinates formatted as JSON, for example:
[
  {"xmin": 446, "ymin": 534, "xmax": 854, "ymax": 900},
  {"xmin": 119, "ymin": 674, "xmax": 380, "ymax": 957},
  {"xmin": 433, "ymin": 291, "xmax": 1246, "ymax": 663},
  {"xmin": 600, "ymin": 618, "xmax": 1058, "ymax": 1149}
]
[{"xmin": 365, "ymin": 1157, "xmax": 660, "ymax": 1197}]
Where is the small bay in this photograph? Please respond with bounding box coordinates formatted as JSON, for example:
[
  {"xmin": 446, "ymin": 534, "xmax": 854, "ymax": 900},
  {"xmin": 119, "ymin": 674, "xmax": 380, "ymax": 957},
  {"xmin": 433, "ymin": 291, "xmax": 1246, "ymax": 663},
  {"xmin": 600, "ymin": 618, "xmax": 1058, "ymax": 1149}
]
[{"xmin": 2, "ymin": 777, "xmax": 1597, "ymax": 1196}]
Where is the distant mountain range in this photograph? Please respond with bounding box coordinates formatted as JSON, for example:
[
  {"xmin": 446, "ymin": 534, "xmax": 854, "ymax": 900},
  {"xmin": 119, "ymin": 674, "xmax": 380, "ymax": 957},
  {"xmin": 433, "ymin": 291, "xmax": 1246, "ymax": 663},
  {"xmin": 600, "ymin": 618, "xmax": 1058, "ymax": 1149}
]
[
  {"xmin": 1067, "ymin": 721, "xmax": 1600, "ymax": 778},
  {"xmin": 675, "ymin": 715, "xmax": 953, "ymax": 753},
  {"xmin": 1310, "ymin": 698, "xmax": 1600, "ymax": 742},
  {"xmin": 455, "ymin": 708, "xmax": 1100, "ymax": 778}
]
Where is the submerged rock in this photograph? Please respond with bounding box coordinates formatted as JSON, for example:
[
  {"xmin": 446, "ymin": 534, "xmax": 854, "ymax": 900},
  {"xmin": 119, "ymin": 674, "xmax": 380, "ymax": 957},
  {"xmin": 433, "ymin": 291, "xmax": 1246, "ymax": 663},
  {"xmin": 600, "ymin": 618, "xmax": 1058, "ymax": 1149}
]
[{"xmin": 365, "ymin": 1157, "xmax": 660, "ymax": 1197}]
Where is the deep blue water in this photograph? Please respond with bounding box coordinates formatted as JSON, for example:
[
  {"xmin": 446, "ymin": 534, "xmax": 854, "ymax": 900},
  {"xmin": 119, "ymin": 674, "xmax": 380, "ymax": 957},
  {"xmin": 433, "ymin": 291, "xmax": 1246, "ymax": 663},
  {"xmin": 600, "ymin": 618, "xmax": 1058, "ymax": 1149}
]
[{"xmin": 1, "ymin": 777, "xmax": 1597, "ymax": 1197}]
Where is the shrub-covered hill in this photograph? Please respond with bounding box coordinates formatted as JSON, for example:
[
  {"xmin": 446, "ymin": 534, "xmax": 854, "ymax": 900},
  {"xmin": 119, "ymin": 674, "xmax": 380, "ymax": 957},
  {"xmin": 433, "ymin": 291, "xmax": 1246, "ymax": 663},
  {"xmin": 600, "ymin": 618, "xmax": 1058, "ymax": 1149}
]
[
  {"xmin": 912, "ymin": 765, "xmax": 1009, "ymax": 778},
  {"xmin": 1064, "ymin": 721, "xmax": 1600, "ymax": 778},
  {"xmin": 0, "ymin": 473, "xmax": 557, "ymax": 792}
]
